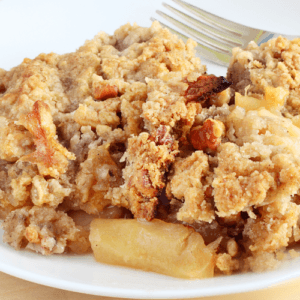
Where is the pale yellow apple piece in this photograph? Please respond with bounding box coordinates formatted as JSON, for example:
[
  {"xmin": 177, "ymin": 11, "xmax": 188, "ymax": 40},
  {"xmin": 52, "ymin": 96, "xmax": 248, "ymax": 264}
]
[
  {"xmin": 89, "ymin": 218, "xmax": 214, "ymax": 279},
  {"xmin": 235, "ymin": 86, "xmax": 288, "ymax": 112}
]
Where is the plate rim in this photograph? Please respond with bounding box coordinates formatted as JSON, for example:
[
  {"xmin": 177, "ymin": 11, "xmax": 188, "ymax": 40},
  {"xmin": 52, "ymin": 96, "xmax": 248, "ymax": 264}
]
[{"xmin": 0, "ymin": 255, "xmax": 300, "ymax": 299}]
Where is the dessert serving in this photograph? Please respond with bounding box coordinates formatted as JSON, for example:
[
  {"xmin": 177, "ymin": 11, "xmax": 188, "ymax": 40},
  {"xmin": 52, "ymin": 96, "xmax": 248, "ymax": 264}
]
[{"xmin": 1, "ymin": 21, "xmax": 300, "ymax": 279}]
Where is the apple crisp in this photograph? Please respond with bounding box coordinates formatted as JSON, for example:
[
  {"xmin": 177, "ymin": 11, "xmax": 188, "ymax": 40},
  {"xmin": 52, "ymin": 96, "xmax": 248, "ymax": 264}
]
[{"xmin": 1, "ymin": 22, "xmax": 300, "ymax": 277}]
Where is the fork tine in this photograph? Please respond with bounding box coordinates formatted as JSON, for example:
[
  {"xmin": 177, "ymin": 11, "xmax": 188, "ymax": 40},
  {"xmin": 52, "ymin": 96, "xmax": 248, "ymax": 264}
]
[
  {"xmin": 151, "ymin": 17, "xmax": 231, "ymax": 66},
  {"xmin": 156, "ymin": 10, "xmax": 232, "ymax": 54},
  {"xmin": 162, "ymin": 3, "xmax": 243, "ymax": 48},
  {"xmin": 172, "ymin": 0, "xmax": 252, "ymax": 37}
]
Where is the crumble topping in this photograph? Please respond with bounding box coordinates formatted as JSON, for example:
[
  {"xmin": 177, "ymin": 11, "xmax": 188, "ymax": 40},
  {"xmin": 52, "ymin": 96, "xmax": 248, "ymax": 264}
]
[{"xmin": 1, "ymin": 23, "xmax": 300, "ymax": 276}]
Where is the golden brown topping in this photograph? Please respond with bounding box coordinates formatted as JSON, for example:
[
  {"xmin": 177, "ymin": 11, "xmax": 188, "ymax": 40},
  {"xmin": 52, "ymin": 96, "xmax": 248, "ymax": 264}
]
[
  {"xmin": 150, "ymin": 125, "xmax": 176, "ymax": 148},
  {"xmin": 166, "ymin": 151, "xmax": 215, "ymax": 223},
  {"xmin": 94, "ymin": 84, "xmax": 118, "ymax": 100},
  {"xmin": 131, "ymin": 169, "xmax": 158, "ymax": 199},
  {"xmin": 17, "ymin": 101, "xmax": 75, "ymax": 177},
  {"xmin": 25, "ymin": 226, "xmax": 39, "ymax": 244},
  {"xmin": 189, "ymin": 119, "xmax": 225, "ymax": 151},
  {"xmin": 216, "ymin": 253, "xmax": 239, "ymax": 275},
  {"xmin": 76, "ymin": 144, "xmax": 123, "ymax": 214},
  {"xmin": 2, "ymin": 206, "xmax": 87, "ymax": 255},
  {"xmin": 135, "ymin": 198, "xmax": 159, "ymax": 221},
  {"xmin": 0, "ymin": 118, "xmax": 34, "ymax": 162},
  {"xmin": 185, "ymin": 75, "xmax": 231, "ymax": 103},
  {"xmin": 108, "ymin": 126, "xmax": 178, "ymax": 221},
  {"xmin": 19, "ymin": 101, "xmax": 55, "ymax": 168},
  {"xmin": 128, "ymin": 126, "xmax": 177, "ymax": 207}
]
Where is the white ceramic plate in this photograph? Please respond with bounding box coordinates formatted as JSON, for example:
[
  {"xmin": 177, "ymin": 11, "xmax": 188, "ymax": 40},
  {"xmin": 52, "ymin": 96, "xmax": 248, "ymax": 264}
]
[
  {"xmin": 1, "ymin": 228, "xmax": 300, "ymax": 299},
  {"xmin": 0, "ymin": 0, "xmax": 300, "ymax": 298}
]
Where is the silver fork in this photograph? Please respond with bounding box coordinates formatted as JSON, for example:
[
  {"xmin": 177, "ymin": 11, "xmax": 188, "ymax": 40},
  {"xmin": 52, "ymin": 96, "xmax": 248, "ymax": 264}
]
[{"xmin": 151, "ymin": 0, "xmax": 297, "ymax": 66}]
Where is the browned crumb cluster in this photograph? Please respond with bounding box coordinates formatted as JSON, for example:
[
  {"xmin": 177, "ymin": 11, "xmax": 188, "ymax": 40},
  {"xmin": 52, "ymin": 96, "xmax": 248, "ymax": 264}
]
[
  {"xmin": 227, "ymin": 36, "xmax": 300, "ymax": 120},
  {"xmin": 1, "ymin": 22, "xmax": 300, "ymax": 275},
  {"xmin": 107, "ymin": 125, "xmax": 179, "ymax": 220}
]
